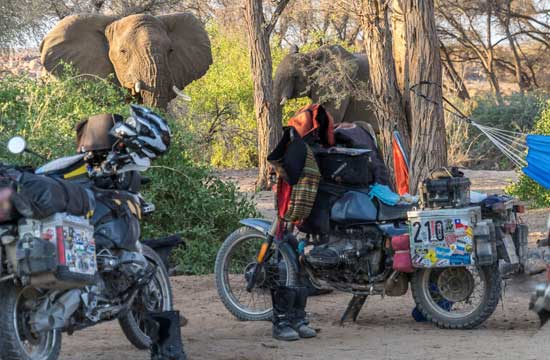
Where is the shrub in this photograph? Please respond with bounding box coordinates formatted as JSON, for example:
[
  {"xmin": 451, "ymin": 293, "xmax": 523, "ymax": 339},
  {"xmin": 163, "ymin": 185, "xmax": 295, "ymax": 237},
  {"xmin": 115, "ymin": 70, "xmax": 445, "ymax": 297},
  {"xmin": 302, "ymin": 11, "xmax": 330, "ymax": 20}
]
[
  {"xmin": 173, "ymin": 27, "xmax": 257, "ymax": 168},
  {"xmin": 464, "ymin": 92, "xmax": 547, "ymax": 169},
  {"xmin": 0, "ymin": 72, "xmax": 259, "ymax": 274}
]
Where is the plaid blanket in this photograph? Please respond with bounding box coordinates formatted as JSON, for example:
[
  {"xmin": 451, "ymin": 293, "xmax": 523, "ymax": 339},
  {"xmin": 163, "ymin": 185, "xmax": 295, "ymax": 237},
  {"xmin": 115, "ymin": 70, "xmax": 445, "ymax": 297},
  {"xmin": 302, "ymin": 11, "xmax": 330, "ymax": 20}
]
[{"xmin": 284, "ymin": 145, "xmax": 321, "ymax": 222}]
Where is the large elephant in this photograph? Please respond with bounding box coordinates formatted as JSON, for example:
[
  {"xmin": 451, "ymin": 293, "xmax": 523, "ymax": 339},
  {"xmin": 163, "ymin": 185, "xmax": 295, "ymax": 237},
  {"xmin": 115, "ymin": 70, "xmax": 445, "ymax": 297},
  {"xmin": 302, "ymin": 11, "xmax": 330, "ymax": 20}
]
[
  {"xmin": 40, "ymin": 12, "xmax": 212, "ymax": 109},
  {"xmin": 274, "ymin": 45, "xmax": 377, "ymax": 130}
]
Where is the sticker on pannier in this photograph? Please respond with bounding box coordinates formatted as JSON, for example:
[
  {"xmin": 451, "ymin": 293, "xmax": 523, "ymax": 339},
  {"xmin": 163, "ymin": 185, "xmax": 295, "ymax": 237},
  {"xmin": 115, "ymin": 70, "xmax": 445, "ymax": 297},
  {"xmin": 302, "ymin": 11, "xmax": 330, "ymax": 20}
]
[{"xmin": 407, "ymin": 207, "xmax": 481, "ymax": 268}]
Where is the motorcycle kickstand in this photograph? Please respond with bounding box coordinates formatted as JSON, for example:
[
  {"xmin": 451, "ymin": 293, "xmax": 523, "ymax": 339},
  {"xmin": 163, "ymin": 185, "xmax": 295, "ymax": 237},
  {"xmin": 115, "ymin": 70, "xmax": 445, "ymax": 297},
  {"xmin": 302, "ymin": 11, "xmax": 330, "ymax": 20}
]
[{"xmin": 340, "ymin": 295, "xmax": 368, "ymax": 325}]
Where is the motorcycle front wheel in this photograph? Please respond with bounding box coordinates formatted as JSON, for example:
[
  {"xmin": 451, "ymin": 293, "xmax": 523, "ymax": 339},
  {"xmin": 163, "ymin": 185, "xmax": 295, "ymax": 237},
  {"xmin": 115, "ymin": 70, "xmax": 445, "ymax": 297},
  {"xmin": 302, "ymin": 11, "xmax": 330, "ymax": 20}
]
[
  {"xmin": 119, "ymin": 244, "xmax": 174, "ymax": 349},
  {"xmin": 0, "ymin": 283, "xmax": 62, "ymax": 360},
  {"xmin": 215, "ymin": 226, "xmax": 297, "ymax": 321},
  {"xmin": 411, "ymin": 264, "xmax": 501, "ymax": 329}
]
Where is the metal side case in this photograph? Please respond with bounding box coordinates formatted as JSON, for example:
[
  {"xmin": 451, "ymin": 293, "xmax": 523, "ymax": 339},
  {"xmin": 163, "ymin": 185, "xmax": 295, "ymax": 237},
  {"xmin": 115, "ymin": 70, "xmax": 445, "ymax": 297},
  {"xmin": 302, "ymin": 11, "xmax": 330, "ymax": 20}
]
[{"xmin": 17, "ymin": 213, "xmax": 97, "ymax": 289}]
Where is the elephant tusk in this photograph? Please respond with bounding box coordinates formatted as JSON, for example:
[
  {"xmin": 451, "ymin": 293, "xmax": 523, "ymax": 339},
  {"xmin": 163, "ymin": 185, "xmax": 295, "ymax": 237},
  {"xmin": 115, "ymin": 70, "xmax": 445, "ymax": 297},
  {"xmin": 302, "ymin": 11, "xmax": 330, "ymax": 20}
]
[
  {"xmin": 134, "ymin": 81, "xmax": 142, "ymax": 94},
  {"xmin": 280, "ymin": 97, "xmax": 288, "ymax": 106},
  {"xmin": 172, "ymin": 85, "xmax": 191, "ymax": 101}
]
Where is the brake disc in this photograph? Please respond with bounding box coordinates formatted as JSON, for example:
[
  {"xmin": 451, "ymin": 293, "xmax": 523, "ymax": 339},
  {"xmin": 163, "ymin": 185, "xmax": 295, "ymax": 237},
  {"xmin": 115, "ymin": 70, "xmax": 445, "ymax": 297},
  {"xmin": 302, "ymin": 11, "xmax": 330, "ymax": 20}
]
[{"xmin": 437, "ymin": 267, "xmax": 475, "ymax": 302}]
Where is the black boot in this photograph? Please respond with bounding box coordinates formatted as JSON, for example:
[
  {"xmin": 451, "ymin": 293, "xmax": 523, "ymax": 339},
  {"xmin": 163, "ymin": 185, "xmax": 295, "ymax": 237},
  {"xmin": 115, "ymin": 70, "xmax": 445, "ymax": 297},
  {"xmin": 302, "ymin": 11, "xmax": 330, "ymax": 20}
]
[
  {"xmin": 145, "ymin": 311, "xmax": 187, "ymax": 360},
  {"xmin": 271, "ymin": 287, "xmax": 300, "ymax": 341},
  {"xmin": 291, "ymin": 286, "xmax": 317, "ymax": 338}
]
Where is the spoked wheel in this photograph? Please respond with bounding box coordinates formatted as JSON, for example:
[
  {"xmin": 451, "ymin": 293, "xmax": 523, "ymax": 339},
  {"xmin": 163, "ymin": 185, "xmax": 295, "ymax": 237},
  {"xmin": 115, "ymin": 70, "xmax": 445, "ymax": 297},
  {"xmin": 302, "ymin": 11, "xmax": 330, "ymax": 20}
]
[
  {"xmin": 119, "ymin": 245, "xmax": 173, "ymax": 350},
  {"xmin": 0, "ymin": 284, "xmax": 61, "ymax": 360},
  {"xmin": 411, "ymin": 264, "xmax": 501, "ymax": 329},
  {"xmin": 215, "ymin": 227, "xmax": 297, "ymax": 321}
]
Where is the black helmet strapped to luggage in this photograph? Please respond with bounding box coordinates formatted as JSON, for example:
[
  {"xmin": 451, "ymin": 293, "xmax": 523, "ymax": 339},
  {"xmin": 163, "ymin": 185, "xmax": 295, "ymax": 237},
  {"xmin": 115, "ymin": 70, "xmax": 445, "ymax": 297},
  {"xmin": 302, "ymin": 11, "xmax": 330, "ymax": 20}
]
[{"xmin": 110, "ymin": 105, "xmax": 172, "ymax": 159}]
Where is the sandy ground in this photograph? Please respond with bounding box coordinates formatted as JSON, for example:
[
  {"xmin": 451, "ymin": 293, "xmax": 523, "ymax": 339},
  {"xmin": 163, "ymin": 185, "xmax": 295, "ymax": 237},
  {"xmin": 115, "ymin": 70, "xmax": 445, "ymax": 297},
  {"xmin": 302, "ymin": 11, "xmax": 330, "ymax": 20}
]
[{"xmin": 60, "ymin": 169, "xmax": 550, "ymax": 360}]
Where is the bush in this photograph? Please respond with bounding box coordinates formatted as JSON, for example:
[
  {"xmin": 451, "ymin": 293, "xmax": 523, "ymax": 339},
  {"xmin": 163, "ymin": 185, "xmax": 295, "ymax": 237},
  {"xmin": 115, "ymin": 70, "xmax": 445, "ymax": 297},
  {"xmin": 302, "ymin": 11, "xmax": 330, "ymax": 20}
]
[
  {"xmin": 0, "ymin": 72, "xmax": 259, "ymax": 274},
  {"xmin": 507, "ymin": 99, "xmax": 550, "ymax": 207},
  {"xmin": 173, "ymin": 27, "xmax": 257, "ymax": 168},
  {"xmin": 462, "ymin": 92, "xmax": 547, "ymax": 169}
]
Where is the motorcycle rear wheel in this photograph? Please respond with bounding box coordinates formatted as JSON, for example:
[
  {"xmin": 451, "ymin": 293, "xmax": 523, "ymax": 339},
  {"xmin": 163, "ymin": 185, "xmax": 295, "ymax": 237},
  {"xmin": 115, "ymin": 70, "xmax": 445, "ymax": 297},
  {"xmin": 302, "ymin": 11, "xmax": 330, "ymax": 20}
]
[
  {"xmin": 0, "ymin": 283, "xmax": 62, "ymax": 360},
  {"xmin": 215, "ymin": 226, "xmax": 298, "ymax": 321},
  {"xmin": 119, "ymin": 244, "xmax": 174, "ymax": 350},
  {"xmin": 411, "ymin": 264, "xmax": 501, "ymax": 329}
]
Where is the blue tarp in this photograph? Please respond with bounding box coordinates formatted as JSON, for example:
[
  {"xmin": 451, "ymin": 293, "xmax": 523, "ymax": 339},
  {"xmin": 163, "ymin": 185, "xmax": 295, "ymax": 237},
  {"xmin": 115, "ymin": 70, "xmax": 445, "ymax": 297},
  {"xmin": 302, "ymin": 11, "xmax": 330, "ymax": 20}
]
[{"xmin": 523, "ymin": 135, "xmax": 550, "ymax": 189}]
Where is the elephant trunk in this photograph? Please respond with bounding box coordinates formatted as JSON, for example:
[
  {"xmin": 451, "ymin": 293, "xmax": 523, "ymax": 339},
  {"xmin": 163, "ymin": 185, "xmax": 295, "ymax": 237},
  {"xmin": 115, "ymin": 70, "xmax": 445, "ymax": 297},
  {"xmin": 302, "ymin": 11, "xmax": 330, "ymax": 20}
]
[
  {"xmin": 138, "ymin": 52, "xmax": 172, "ymax": 109},
  {"xmin": 273, "ymin": 77, "xmax": 294, "ymax": 107}
]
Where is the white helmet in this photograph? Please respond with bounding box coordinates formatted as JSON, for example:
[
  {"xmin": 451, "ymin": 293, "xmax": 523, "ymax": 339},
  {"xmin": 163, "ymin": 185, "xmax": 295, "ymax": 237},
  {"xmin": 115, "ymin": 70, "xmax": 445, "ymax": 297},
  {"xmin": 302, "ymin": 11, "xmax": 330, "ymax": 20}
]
[{"xmin": 111, "ymin": 105, "xmax": 171, "ymax": 159}]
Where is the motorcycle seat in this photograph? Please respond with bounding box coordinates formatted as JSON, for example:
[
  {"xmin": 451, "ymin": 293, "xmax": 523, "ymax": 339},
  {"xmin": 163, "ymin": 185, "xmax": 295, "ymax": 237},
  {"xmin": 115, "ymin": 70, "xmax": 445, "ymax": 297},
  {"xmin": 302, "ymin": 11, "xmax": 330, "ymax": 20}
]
[{"xmin": 376, "ymin": 200, "xmax": 413, "ymax": 221}]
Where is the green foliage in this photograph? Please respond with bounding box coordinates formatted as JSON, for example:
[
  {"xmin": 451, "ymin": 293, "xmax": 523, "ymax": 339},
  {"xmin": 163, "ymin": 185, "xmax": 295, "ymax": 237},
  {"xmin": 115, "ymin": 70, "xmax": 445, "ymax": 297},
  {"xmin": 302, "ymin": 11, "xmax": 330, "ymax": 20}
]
[
  {"xmin": 175, "ymin": 27, "xmax": 257, "ymax": 168},
  {"xmin": 0, "ymin": 71, "xmax": 259, "ymax": 274},
  {"xmin": 507, "ymin": 98, "xmax": 550, "ymax": 207},
  {"xmin": 470, "ymin": 92, "xmax": 546, "ymax": 132},
  {"xmin": 177, "ymin": 28, "xmax": 337, "ymax": 168}
]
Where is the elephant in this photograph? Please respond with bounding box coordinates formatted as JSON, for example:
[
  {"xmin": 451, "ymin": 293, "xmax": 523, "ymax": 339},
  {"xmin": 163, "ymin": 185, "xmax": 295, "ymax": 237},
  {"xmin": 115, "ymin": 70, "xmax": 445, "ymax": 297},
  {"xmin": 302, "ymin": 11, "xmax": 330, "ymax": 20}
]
[
  {"xmin": 273, "ymin": 44, "xmax": 377, "ymax": 131},
  {"xmin": 40, "ymin": 12, "xmax": 212, "ymax": 110}
]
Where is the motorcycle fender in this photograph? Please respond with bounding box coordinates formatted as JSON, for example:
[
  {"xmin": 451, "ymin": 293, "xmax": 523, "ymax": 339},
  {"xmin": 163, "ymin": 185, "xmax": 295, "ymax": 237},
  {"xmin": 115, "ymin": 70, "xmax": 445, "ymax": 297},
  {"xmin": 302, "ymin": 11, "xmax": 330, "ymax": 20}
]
[
  {"xmin": 239, "ymin": 218, "xmax": 272, "ymax": 236},
  {"xmin": 278, "ymin": 241, "xmax": 300, "ymax": 276},
  {"xmin": 141, "ymin": 234, "xmax": 184, "ymax": 272}
]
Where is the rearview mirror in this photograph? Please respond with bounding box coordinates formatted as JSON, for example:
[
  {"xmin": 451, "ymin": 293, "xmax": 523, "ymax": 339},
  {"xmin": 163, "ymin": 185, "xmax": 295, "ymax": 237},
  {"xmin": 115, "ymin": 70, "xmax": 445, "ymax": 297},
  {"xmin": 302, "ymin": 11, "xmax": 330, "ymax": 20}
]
[{"xmin": 7, "ymin": 136, "xmax": 27, "ymax": 154}]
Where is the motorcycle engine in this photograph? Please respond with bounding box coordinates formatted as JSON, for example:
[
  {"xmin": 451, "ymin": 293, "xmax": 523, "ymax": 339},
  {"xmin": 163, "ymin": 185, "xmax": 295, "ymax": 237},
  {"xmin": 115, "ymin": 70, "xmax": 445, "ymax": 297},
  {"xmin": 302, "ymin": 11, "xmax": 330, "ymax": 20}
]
[
  {"xmin": 305, "ymin": 226, "xmax": 384, "ymax": 285},
  {"xmin": 96, "ymin": 249, "xmax": 150, "ymax": 298}
]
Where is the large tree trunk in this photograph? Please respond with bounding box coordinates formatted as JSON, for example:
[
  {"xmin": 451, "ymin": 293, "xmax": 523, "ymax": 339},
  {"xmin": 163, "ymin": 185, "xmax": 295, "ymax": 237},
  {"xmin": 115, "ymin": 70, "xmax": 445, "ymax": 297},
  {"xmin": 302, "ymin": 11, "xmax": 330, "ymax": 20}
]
[
  {"xmin": 244, "ymin": 0, "xmax": 284, "ymax": 189},
  {"xmin": 391, "ymin": 0, "xmax": 407, "ymax": 93},
  {"xmin": 360, "ymin": 0, "xmax": 411, "ymax": 187},
  {"xmin": 405, "ymin": 0, "xmax": 447, "ymax": 192}
]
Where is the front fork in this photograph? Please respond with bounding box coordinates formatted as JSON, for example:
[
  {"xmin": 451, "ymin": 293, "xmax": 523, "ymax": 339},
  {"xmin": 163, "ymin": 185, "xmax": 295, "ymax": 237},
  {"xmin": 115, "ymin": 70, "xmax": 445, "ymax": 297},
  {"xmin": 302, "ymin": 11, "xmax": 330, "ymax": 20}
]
[{"xmin": 246, "ymin": 219, "xmax": 280, "ymax": 292}]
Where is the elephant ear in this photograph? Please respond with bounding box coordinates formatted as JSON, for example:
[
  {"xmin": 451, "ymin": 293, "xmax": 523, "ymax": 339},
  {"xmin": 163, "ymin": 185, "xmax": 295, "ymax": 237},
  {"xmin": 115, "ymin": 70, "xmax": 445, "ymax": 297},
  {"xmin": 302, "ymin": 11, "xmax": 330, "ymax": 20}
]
[
  {"xmin": 40, "ymin": 15, "xmax": 117, "ymax": 79},
  {"xmin": 159, "ymin": 12, "xmax": 213, "ymax": 89}
]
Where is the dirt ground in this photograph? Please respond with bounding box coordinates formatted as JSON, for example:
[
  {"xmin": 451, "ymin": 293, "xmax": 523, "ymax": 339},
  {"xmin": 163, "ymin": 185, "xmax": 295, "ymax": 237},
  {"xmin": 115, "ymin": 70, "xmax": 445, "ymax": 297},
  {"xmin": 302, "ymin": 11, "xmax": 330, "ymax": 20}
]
[{"xmin": 60, "ymin": 169, "xmax": 550, "ymax": 360}]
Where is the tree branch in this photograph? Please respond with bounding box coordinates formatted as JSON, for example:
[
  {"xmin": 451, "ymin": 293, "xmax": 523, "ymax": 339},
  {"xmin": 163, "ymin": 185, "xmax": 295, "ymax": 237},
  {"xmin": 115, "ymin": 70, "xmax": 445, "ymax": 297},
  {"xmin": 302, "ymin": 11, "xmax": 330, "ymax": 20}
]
[{"xmin": 266, "ymin": 0, "xmax": 291, "ymax": 36}]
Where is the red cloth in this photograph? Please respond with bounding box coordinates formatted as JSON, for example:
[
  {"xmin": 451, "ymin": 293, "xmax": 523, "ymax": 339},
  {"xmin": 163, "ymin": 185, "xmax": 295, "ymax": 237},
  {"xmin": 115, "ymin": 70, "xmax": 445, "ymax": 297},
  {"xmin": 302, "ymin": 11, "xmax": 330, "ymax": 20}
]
[
  {"xmin": 277, "ymin": 179, "xmax": 292, "ymax": 218},
  {"xmin": 392, "ymin": 138, "xmax": 409, "ymax": 195},
  {"xmin": 288, "ymin": 104, "xmax": 335, "ymax": 147}
]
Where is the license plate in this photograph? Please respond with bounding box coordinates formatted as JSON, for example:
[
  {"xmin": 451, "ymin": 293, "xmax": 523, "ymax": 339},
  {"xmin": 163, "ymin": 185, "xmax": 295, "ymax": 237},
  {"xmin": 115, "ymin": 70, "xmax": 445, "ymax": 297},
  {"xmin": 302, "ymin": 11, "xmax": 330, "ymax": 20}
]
[{"xmin": 409, "ymin": 216, "xmax": 475, "ymax": 268}]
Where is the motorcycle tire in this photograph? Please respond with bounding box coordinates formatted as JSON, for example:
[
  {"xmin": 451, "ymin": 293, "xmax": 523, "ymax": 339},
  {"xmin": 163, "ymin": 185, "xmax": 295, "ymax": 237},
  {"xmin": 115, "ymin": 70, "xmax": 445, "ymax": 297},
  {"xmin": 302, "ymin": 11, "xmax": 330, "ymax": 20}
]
[
  {"xmin": 0, "ymin": 283, "xmax": 62, "ymax": 360},
  {"xmin": 119, "ymin": 244, "xmax": 174, "ymax": 350},
  {"xmin": 215, "ymin": 226, "xmax": 298, "ymax": 321},
  {"xmin": 411, "ymin": 264, "xmax": 501, "ymax": 329}
]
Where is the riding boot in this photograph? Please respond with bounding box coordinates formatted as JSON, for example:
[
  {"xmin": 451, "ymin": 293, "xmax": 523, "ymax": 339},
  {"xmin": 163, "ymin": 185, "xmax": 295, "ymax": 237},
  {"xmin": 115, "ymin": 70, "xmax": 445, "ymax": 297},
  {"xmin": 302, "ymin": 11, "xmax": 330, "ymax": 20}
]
[
  {"xmin": 271, "ymin": 286, "xmax": 300, "ymax": 341},
  {"xmin": 146, "ymin": 311, "xmax": 187, "ymax": 360},
  {"xmin": 291, "ymin": 286, "xmax": 317, "ymax": 338}
]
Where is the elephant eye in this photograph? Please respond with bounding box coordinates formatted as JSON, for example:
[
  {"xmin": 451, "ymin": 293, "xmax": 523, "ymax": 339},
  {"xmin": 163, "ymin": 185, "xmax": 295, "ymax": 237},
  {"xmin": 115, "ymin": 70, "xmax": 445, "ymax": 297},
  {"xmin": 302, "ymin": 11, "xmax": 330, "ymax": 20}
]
[
  {"xmin": 120, "ymin": 49, "xmax": 127, "ymax": 54},
  {"xmin": 168, "ymin": 48, "xmax": 174, "ymax": 54}
]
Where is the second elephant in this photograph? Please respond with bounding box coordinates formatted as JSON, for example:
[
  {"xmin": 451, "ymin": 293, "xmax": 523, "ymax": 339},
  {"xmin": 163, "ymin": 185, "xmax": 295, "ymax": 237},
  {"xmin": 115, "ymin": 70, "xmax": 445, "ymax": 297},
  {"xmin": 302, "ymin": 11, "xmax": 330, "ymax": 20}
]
[{"xmin": 274, "ymin": 45, "xmax": 377, "ymax": 131}]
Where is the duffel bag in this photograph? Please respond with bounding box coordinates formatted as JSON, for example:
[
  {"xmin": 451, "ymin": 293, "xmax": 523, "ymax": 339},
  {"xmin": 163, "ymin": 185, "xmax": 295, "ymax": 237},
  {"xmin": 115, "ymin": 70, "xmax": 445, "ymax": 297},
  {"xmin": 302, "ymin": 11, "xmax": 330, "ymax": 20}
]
[
  {"xmin": 315, "ymin": 147, "xmax": 372, "ymax": 186},
  {"xmin": 10, "ymin": 171, "xmax": 95, "ymax": 219}
]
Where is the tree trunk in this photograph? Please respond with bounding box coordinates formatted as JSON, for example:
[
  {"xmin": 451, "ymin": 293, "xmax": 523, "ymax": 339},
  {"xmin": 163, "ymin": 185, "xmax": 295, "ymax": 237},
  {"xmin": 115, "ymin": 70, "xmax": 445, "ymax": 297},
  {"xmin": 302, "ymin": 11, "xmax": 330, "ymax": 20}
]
[
  {"xmin": 500, "ymin": 1, "xmax": 526, "ymax": 94},
  {"xmin": 360, "ymin": 0, "xmax": 411, "ymax": 187},
  {"xmin": 391, "ymin": 0, "xmax": 407, "ymax": 94},
  {"xmin": 244, "ymin": 0, "xmax": 283, "ymax": 189},
  {"xmin": 405, "ymin": 0, "xmax": 448, "ymax": 192}
]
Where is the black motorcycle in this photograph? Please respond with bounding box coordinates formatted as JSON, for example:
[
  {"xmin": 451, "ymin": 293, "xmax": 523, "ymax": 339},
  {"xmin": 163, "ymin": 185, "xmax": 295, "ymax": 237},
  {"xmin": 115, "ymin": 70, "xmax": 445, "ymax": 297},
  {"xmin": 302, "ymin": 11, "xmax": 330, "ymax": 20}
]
[
  {"xmin": 215, "ymin": 176, "xmax": 526, "ymax": 329},
  {"xmin": 0, "ymin": 115, "xmax": 178, "ymax": 360}
]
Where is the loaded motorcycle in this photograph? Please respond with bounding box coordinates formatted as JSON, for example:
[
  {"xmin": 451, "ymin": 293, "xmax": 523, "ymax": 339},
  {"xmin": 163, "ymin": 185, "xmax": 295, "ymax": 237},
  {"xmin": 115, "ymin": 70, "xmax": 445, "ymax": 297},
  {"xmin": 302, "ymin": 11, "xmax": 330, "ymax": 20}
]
[
  {"xmin": 216, "ymin": 162, "xmax": 528, "ymax": 328},
  {"xmin": 0, "ymin": 106, "xmax": 178, "ymax": 360}
]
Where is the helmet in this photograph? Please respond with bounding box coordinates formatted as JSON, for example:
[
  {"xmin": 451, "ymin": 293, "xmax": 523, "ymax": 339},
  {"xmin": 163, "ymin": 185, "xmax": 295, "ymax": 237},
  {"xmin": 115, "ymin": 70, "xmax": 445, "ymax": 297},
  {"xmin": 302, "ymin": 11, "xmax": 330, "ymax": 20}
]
[{"xmin": 111, "ymin": 105, "xmax": 171, "ymax": 159}]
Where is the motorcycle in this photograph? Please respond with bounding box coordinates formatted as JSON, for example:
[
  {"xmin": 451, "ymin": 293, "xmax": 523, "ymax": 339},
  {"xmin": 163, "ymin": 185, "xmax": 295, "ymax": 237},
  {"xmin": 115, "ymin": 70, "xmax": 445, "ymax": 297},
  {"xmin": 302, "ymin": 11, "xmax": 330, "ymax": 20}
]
[
  {"xmin": 0, "ymin": 111, "xmax": 178, "ymax": 360},
  {"xmin": 215, "ymin": 175, "xmax": 526, "ymax": 329}
]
